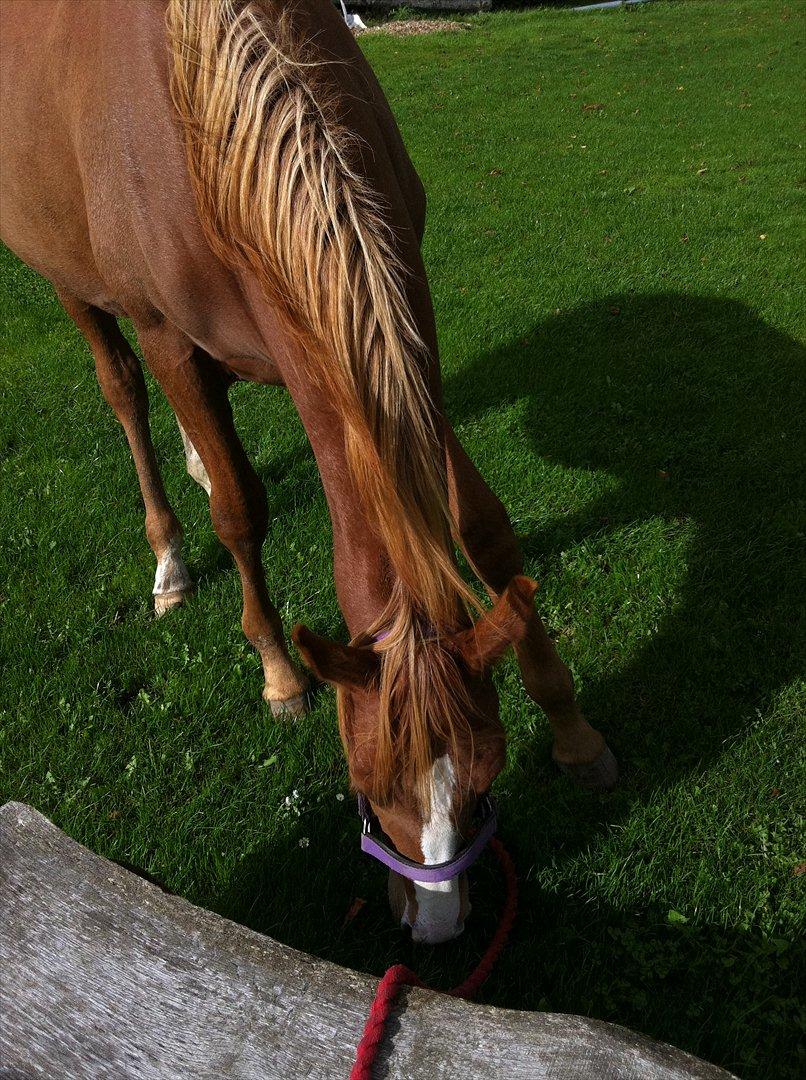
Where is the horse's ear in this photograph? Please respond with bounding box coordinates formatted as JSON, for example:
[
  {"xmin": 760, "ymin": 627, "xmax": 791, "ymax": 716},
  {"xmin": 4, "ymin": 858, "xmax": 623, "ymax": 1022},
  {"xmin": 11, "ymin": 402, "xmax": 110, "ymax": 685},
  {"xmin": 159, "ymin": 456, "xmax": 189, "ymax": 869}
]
[
  {"xmin": 450, "ymin": 575, "xmax": 538, "ymax": 675},
  {"xmin": 292, "ymin": 625, "xmax": 380, "ymax": 688}
]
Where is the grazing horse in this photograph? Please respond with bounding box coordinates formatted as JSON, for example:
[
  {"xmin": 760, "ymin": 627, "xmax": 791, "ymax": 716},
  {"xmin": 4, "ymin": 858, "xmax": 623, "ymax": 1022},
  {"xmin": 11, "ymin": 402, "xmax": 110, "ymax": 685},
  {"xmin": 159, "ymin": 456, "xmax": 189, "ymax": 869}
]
[{"xmin": 0, "ymin": 0, "xmax": 616, "ymax": 943}]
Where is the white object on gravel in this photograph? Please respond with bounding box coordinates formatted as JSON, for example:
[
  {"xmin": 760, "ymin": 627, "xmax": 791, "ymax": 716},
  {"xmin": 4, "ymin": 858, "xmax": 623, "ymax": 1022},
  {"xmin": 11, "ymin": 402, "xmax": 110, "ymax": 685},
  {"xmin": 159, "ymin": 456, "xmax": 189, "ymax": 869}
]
[{"xmin": 338, "ymin": 1, "xmax": 366, "ymax": 31}]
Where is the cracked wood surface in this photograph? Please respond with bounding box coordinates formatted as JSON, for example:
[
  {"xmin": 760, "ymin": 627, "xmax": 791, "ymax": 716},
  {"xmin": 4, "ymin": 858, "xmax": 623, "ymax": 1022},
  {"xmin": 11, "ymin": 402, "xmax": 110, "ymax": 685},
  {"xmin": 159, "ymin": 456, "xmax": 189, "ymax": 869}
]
[{"xmin": 0, "ymin": 802, "xmax": 734, "ymax": 1079}]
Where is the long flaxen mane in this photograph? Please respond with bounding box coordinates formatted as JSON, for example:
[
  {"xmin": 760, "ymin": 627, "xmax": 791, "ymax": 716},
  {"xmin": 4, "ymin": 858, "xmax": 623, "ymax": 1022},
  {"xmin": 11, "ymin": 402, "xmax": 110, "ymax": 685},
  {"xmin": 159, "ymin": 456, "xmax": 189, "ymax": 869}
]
[{"xmin": 166, "ymin": 0, "xmax": 482, "ymax": 808}]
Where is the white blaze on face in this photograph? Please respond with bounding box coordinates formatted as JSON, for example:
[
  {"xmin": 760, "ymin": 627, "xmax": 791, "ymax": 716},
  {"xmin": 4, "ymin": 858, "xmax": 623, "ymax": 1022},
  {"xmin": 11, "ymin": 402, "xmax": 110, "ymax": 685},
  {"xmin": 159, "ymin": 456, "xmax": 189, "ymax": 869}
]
[{"xmin": 404, "ymin": 754, "xmax": 465, "ymax": 944}]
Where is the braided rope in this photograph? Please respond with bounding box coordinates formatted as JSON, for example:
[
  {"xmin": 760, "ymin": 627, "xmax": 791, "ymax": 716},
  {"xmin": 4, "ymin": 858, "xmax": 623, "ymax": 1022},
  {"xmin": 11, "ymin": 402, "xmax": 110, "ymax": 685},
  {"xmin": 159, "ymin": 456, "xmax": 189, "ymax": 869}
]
[{"xmin": 350, "ymin": 838, "xmax": 517, "ymax": 1079}]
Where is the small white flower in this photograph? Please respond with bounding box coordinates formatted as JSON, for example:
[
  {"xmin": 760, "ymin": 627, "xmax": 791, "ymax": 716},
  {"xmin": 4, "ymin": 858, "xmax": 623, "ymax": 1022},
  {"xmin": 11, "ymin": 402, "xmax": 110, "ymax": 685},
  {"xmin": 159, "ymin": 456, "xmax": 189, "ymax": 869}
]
[
  {"xmin": 336, "ymin": 793, "xmax": 345, "ymax": 802},
  {"xmin": 284, "ymin": 795, "xmax": 292, "ymax": 807},
  {"xmin": 292, "ymin": 789, "xmax": 299, "ymax": 799},
  {"xmin": 298, "ymin": 837, "xmax": 310, "ymax": 848}
]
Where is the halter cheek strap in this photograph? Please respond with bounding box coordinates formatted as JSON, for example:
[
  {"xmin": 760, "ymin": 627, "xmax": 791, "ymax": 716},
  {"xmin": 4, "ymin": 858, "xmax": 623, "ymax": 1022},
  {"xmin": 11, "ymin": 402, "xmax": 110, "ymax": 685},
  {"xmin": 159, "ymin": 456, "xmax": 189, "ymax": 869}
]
[{"xmin": 356, "ymin": 792, "xmax": 498, "ymax": 884}]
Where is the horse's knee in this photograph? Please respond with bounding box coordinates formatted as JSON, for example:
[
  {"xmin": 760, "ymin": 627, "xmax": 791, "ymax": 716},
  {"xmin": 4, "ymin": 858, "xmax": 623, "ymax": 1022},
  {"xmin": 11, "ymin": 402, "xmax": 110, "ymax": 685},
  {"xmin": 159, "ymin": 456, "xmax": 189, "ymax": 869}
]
[
  {"xmin": 209, "ymin": 472, "xmax": 268, "ymax": 554},
  {"xmin": 458, "ymin": 496, "xmax": 522, "ymax": 590},
  {"xmin": 95, "ymin": 349, "xmax": 147, "ymax": 419}
]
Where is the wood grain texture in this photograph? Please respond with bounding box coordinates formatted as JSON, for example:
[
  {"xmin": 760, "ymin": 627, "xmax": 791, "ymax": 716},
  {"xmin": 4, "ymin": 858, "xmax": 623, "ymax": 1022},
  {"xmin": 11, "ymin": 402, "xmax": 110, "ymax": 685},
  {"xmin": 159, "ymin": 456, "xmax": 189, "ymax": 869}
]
[{"xmin": 0, "ymin": 802, "xmax": 735, "ymax": 1079}]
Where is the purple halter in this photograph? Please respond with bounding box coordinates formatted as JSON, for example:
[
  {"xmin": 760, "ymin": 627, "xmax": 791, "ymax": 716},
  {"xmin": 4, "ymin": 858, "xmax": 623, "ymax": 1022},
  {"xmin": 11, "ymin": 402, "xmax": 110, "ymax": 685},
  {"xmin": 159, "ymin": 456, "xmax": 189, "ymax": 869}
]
[{"xmin": 356, "ymin": 792, "xmax": 498, "ymax": 884}]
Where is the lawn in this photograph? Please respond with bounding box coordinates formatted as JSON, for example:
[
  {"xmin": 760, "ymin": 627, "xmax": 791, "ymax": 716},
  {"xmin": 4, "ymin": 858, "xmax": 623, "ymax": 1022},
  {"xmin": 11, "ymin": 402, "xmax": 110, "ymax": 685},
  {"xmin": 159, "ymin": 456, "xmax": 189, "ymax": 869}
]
[{"xmin": 1, "ymin": 2, "xmax": 804, "ymax": 1076}]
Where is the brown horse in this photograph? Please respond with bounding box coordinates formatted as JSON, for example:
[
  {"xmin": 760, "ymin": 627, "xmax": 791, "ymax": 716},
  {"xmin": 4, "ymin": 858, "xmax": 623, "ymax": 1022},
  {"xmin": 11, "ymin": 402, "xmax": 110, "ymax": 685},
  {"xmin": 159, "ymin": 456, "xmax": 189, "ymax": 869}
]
[{"xmin": 0, "ymin": 0, "xmax": 616, "ymax": 943}]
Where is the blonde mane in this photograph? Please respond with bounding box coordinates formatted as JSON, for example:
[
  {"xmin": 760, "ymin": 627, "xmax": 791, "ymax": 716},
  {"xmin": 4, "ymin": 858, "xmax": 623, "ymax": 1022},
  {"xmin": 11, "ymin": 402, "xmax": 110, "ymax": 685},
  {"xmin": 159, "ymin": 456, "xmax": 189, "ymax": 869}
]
[{"xmin": 166, "ymin": 0, "xmax": 480, "ymax": 807}]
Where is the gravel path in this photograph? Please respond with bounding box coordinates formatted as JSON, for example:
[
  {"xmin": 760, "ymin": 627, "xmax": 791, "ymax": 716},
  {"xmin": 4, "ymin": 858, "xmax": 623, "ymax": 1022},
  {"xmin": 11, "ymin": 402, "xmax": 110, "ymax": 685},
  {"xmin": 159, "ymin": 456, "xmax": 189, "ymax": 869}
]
[{"xmin": 356, "ymin": 20, "xmax": 470, "ymax": 37}]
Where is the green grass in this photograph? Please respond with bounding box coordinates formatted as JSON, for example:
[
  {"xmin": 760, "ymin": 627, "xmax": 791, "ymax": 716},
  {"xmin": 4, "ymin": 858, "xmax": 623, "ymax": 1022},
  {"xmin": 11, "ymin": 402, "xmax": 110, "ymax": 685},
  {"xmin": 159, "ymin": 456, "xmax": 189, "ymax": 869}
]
[{"xmin": 1, "ymin": 2, "xmax": 804, "ymax": 1076}]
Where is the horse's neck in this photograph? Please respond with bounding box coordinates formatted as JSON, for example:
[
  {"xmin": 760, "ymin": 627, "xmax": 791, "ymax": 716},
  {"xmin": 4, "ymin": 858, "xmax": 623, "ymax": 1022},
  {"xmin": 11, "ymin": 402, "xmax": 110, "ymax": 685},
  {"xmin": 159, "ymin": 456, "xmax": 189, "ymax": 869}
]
[{"xmin": 241, "ymin": 290, "xmax": 394, "ymax": 635}]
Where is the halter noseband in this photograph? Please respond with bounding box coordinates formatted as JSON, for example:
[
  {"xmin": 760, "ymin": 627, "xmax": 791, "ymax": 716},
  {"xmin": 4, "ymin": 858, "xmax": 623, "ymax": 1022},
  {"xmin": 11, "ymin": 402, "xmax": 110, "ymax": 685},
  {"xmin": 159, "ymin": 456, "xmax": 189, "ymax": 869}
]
[{"xmin": 356, "ymin": 792, "xmax": 498, "ymax": 884}]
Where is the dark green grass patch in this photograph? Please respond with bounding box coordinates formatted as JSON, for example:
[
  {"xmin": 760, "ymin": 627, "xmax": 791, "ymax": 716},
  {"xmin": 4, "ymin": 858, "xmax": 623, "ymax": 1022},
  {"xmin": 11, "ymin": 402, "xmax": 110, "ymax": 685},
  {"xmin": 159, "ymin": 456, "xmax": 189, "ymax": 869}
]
[{"xmin": 1, "ymin": 3, "xmax": 804, "ymax": 1076}]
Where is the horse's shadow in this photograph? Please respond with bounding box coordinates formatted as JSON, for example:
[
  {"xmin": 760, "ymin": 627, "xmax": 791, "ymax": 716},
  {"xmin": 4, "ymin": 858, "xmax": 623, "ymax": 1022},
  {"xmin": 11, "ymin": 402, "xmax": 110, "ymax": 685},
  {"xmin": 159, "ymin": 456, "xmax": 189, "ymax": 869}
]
[{"xmin": 444, "ymin": 292, "xmax": 804, "ymax": 808}]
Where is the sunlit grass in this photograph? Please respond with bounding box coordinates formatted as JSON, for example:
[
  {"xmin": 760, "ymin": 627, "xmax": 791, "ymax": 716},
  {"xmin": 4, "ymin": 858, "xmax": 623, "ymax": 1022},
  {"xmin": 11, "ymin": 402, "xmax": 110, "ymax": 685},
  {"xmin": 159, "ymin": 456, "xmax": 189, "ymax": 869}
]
[{"xmin": 1, "ymin": 3, "xmax": 803, "ymax": 1076}]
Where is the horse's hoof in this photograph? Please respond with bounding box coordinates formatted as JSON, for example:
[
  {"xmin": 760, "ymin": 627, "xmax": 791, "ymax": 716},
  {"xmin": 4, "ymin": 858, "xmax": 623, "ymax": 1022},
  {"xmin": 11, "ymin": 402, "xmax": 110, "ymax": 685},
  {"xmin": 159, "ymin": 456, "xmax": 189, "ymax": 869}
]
[
  {"xmin": 154, "ymin": 589, "xmax": 191, "ymax": 617},
  {"xmin": 266, "ymin": 692, "xmax": 309, "ymax": 718},
  {"xmin": 554, "ymin": 744, "xmax": 619, "ymax": 792}
]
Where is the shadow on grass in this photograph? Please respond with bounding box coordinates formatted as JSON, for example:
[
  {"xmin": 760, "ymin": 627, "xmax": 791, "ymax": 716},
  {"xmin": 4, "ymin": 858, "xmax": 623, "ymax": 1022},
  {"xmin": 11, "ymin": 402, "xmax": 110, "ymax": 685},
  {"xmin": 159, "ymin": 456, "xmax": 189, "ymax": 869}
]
[
  {"xmin": 444, "ymin": 292, "xmax": 804, "ymax": 800},
  {"xmin": 214, "ymin": 293, "xmax": 803, "ymax": 1078},
  {"xmin": 216, "ymin": 774, "xmax": 800, "ymax": 1079}
]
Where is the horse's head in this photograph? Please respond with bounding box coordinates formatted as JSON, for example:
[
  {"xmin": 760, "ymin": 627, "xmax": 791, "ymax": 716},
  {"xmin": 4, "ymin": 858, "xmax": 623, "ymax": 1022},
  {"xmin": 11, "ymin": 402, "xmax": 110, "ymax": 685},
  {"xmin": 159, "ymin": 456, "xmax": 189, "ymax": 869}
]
[{"xmin": 293, "ymin": 576, "xmax": 536, "ymax": 944}]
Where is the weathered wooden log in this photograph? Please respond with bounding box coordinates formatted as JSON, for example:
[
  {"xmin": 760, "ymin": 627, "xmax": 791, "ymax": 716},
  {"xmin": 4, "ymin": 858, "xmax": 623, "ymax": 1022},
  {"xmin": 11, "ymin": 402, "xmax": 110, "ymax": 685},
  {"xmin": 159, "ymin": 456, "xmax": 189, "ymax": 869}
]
[{"xmin": 0, "ymin": 802, "xmax": 734, "ymax": 1079}]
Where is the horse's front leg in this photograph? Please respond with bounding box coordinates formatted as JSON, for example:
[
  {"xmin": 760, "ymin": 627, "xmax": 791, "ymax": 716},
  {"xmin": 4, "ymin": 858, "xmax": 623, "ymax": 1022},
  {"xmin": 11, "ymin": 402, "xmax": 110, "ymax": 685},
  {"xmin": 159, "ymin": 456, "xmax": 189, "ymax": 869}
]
[
  {"xmin": 136, "ymin": 321, "xmax": 309, "ymax": 716},
  {"xmin": 445, "ymin": 425, "xmax": 617, "ymax": 790}
]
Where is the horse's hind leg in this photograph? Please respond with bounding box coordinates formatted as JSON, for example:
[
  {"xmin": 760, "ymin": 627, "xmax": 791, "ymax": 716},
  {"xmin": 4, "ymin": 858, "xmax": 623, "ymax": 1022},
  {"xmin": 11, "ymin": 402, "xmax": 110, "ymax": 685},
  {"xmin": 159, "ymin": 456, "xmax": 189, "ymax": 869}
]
[
  {"xmin": 177, "ymin": 419, "xmax": 211, "ymax": 495},
  {"xmin": 58, "ymin": 293, "xmax": 192, "ymax": 615},
  {"xmin": 445, "ymin": 425, "xmax": 617, "ymax": 791},
  {"xmin": 136, "ymin": 320, "xmax": 308, "ymax": 716}
]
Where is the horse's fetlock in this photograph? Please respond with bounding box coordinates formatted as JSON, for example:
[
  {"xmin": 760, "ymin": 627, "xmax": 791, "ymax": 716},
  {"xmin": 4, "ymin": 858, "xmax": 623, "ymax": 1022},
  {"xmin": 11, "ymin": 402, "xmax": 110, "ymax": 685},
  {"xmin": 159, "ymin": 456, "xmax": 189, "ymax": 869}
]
[{"xmin": 146, "ymin": 510, "xmax": 182, "ymax": 553}]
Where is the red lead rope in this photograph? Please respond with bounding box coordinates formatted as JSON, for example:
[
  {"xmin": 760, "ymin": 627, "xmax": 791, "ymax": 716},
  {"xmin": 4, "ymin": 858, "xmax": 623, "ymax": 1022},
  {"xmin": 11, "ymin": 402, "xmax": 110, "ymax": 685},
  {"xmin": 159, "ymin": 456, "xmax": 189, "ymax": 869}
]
[{"xmin": 349, "ymin": 837, "xmax": 517, "ymax": 1080}]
